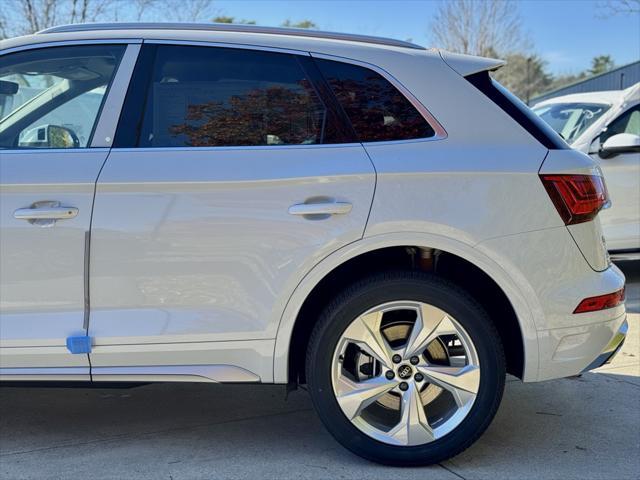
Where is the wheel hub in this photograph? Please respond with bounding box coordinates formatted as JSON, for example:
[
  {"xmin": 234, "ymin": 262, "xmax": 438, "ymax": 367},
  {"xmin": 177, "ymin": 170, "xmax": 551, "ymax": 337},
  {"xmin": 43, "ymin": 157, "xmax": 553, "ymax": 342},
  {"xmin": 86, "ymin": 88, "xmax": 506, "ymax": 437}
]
[{"xmin": 397, "ymin": 364, "xmax": 413, "ymax": 379}]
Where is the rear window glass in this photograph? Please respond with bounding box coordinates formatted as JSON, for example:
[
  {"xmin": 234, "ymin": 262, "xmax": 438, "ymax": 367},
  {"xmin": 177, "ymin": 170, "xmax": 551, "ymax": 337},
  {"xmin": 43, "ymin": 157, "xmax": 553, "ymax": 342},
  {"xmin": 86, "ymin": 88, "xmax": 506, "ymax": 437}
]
[{"xmin": 315, "ymin": 58, "xmax": 435, "ymax": 142}]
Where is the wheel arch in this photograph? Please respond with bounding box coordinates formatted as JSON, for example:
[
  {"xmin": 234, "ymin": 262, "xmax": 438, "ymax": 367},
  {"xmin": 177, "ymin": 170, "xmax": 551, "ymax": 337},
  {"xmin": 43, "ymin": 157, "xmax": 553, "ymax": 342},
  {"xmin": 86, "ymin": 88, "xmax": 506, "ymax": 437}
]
[{"xmin": 272, "ymin": 232, "xmax": 539, "ymax": 384}]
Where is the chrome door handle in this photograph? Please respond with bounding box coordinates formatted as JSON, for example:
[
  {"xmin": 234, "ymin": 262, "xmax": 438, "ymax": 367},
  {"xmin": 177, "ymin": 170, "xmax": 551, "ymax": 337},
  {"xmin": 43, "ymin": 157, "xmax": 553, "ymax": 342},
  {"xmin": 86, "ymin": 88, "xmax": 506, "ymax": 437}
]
[
  {"xmin": 288, "ymin": 202, "xmax": 353, "ymax": 216},
  {"xmin": 14, "ymin": 201, "xmax": 78, "ymax": 227},
  {"xmin": 14, "ymin": 207, "xmax": 78, "ymax": 220}
]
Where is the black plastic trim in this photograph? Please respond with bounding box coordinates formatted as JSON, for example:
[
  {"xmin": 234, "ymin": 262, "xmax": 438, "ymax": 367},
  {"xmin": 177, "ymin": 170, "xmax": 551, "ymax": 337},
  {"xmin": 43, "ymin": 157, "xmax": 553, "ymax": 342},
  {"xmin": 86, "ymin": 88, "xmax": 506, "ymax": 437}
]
[
  {"xmin": 466, "ymin": 71, "xmax": 568, "ymax": 150},
  {"xmin": 112, "ymin": 44, "xmax": 158, "ymax": 148}
]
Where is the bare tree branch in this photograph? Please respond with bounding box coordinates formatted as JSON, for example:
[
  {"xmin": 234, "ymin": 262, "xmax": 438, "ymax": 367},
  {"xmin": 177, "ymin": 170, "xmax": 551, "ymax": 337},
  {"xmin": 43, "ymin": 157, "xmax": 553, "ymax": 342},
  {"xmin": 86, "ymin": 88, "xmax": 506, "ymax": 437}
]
[
  {"xmin": 597, "ymin": 0, "xmax": 640, "ymax": 15},
  {"xmin": 430, "ymin": 0, "xmax": 527, "ymax": 57}
]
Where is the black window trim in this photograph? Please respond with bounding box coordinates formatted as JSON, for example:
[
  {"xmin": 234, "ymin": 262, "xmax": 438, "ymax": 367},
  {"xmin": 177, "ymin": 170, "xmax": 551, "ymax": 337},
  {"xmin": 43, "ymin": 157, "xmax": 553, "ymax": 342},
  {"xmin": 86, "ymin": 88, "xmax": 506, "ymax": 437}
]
[{"xmin": 112, "ymin": 41, "xmax": 359, "ymax": 149}]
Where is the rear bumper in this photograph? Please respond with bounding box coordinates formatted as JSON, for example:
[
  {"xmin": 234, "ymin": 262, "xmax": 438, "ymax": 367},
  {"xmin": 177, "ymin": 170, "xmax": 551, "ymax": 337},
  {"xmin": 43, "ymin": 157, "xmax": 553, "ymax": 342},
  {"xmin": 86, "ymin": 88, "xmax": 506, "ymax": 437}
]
[
  {"xmin": 609, "ymin": 249, "xmax": 640, "ymax": 262},
  {"xmin": 477, "ymin": 226, "xmax": 627, "ymax": 382},
  {"xmin": 581, "ymin": 317, "xmax": 628, "ymax": 372},
  {"xmin": 536, "ymin": 312, "xmax": 627, "ymax": 381}
]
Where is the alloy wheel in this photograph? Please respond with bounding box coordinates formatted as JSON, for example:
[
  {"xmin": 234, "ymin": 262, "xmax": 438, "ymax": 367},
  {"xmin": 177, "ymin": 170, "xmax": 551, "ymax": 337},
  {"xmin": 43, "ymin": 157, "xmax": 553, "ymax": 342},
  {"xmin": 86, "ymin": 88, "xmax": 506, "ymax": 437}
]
[{"xmin": 331, "ymin": 300, "xmax": 480, "ymax": 446}]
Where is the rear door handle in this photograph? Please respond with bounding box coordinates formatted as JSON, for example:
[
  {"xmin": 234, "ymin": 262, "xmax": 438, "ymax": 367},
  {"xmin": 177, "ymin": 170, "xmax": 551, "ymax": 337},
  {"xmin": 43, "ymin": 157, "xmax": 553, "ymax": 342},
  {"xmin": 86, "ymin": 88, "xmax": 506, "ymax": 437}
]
[
  {"xmin": 14, "ymin": 207, "xmax": 78, "ymax": 220},
  {"xmin": 14, "ymin": 201, "xmax": 78, "ymax": 226},
  {"xmin": 288, "ymin": 202, "xmax": 353, "ymax": 216}
]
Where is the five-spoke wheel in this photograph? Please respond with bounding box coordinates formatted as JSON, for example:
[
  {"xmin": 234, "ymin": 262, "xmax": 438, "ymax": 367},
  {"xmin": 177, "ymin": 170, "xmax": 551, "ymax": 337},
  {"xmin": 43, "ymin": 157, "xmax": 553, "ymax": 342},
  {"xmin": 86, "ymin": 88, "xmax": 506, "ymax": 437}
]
[
  {"xmin": 306, "ymin": 272, "xmax": 505, "ymax": 466},
  {"xmin": 331, "ymin": 301, "xmax": 480, "ymax": 446}
]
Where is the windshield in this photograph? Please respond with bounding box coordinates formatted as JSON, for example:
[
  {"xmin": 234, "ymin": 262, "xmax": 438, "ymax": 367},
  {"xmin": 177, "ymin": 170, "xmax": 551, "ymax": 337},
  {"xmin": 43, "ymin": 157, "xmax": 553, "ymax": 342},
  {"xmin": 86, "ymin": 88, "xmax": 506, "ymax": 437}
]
[{"xmin": 533, "ymin": 102, "xmax": 610, "ymax": 144}]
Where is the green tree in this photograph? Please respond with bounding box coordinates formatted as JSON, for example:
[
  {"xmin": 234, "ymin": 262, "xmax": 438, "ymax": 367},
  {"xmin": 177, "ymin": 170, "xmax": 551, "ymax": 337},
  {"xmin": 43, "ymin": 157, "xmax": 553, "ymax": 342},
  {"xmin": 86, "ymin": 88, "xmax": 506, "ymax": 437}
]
[
  {"xmin": 212, "ymin": 15, "xmax": 256, "ymax": 25},
  {"xmin": 281, "ymin": 19, "xmax": 317, "ymax": 29},
  {"xmin": 589, "ymin": 55, "xmax": 615, "ymax": 75},
  {"xmin": 492, "ymin": 53, "xmax": 552, "ymax": 103}
]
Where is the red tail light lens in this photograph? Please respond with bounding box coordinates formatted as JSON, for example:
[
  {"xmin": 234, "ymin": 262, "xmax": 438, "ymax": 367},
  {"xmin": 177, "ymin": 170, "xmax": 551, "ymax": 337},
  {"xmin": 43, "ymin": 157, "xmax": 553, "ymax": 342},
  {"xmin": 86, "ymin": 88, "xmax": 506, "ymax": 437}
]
[
  {"xmin": 540, "ymin": 174, "xmax": 609, "ymax": 225},
  {"xmin": 574, "ymin": 288, "xmax": 625, "ymax": 313}
]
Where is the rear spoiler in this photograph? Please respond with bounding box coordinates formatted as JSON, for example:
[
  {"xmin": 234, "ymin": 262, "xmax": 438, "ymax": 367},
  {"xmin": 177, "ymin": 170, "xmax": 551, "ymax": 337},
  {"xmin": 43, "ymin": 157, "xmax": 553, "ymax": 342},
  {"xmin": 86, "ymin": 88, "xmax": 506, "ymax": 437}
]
[{"xmin": 438, "ymin": 50, "xmax": 506, "ymax": 76}]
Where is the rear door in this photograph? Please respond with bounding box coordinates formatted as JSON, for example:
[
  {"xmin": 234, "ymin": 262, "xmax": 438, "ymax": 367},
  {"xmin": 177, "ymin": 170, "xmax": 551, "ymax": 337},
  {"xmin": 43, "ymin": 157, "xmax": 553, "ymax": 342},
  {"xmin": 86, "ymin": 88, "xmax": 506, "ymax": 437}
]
[
  {"xmin": 88, "ymin": 43, "xmax": 375, "ymax": 381},
  {"xmin": 0, "ymin": 42, "xmax": 135, "ymax": 379}
]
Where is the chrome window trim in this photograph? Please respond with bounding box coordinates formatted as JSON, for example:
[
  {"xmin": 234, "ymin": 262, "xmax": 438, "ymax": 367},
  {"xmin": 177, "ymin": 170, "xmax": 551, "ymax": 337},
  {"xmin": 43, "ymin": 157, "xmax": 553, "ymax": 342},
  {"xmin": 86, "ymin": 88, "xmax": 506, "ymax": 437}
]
[
  {"xmin": 0, "ymin": 38, "xmax": 142, "ymax": 56},
  {"xmin": 0, "ymin": 148, "xmax": 110, "ymax": 154},
  {"xmin": 91, "ymin": 43, "xmax": 141, "ymax": 148},
  {"xmin": 310, "ymin": 52, "xmax": 448, "ymax": 143},
  {"xmin": 108, "ymin": 143, "xmax": 364, "ymax": 153}
]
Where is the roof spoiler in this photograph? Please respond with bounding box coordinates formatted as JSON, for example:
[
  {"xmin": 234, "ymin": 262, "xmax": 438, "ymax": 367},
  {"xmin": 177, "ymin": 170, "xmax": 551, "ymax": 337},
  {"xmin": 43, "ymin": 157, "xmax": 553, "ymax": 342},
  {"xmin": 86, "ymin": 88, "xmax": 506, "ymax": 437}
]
[{"xmin": 438, "ymin": 50, "xmax": 506, "ymax": 77}]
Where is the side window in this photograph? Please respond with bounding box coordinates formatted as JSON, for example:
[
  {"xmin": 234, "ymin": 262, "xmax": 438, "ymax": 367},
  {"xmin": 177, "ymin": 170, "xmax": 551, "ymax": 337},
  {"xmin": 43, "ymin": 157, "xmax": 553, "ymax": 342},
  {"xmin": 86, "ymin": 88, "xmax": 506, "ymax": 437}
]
[
  {"xmin": 134, "ymin": 46, "xmax": 337, "ymax": 148},
  {"xmin": 0, "ymin": 45, "xmax": 125, "ymax": 149},
  {"xmin": 314, "ymin": 58, "xmax": 435, "ymax": 142},
  {"xmin": 600, "ymin": 106, "xmax": 640, "ymax": 144}
]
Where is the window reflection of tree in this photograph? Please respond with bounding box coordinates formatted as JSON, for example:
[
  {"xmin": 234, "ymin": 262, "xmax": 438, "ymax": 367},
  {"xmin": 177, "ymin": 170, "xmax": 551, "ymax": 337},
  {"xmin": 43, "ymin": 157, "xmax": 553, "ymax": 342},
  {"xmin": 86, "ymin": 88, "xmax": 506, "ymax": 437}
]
[
  {"xmin": 323, "ymin": 75, "xmax": 433, "ymax": 141},
  {"xmin": 169, "ymin": 83, "xmax": 326, "ymax": 147}
]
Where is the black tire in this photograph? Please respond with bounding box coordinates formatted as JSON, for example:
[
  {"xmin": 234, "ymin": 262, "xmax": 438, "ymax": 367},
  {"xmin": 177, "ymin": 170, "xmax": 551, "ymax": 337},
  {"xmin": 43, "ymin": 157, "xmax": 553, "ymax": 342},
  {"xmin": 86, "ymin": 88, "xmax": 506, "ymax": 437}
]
[{"xmin": 305, "ymin": 271, "xmax": 505, "ymax": 466}]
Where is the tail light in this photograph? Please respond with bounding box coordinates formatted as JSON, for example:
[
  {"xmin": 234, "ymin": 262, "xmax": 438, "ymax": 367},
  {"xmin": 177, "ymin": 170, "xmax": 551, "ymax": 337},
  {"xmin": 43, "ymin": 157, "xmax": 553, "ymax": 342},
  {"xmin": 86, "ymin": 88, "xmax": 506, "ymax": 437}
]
[
  {"xmin": 574, "ymin": 288, "xmax": 625, "ymax": 313},
  {"xmin": 540, "ymin": 174, "xmax": 609, "ymax": 225}
]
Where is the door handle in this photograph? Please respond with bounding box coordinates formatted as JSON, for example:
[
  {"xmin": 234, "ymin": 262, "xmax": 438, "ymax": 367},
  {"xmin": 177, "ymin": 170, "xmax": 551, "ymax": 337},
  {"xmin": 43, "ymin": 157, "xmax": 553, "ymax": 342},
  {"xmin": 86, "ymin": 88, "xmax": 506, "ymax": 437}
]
[
  {"xmin": 14, "ymin": 201, "xmax": 78, "ymax": 226},
  {"xmin": 14, "ymin": 206, "xmax": 78, "ymax": 220},
  {"xmin": 288, "ymin": 202, "xmax": 353, "ymax": 216}
]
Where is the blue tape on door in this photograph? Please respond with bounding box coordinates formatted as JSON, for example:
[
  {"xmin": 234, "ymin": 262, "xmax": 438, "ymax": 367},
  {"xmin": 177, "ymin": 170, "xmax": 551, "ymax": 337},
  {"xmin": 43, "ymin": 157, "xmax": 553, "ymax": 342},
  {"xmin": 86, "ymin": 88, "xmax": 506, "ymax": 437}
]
[{"xmin": 66, "ymin": 336, "xmax": 92, "ymax": 354}]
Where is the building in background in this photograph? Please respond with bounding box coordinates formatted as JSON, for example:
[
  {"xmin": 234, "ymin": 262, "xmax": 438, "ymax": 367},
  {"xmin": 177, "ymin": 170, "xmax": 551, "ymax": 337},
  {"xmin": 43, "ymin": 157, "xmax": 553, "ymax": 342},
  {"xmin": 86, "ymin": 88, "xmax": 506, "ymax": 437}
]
[{"xmin": 531, "ymin": 60, "xmax": 640, "ymax": 104}]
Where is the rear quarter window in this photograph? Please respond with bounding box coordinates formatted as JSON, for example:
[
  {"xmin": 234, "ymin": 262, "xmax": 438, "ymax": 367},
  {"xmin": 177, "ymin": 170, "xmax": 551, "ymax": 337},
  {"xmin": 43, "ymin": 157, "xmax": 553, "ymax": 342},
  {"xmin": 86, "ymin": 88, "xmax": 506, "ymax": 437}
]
[{"xmin": 314, "ymin": 58, "xmax": 435, "ymax": 142}]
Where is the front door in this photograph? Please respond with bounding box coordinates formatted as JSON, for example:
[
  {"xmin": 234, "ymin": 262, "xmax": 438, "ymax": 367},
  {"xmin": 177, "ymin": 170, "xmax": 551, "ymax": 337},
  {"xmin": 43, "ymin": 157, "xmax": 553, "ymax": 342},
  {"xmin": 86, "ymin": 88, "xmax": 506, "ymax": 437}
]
[{"xmin": 0, "ymin": 44, "xmax": 126, "ymax": 378}]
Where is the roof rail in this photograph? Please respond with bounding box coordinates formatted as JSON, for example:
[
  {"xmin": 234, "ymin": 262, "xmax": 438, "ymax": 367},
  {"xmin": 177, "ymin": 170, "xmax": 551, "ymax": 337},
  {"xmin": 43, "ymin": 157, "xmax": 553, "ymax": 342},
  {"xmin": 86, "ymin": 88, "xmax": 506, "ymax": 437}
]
[{"xmin": 38, "ymin": 22, "xmax": 426, "ymax": 50}]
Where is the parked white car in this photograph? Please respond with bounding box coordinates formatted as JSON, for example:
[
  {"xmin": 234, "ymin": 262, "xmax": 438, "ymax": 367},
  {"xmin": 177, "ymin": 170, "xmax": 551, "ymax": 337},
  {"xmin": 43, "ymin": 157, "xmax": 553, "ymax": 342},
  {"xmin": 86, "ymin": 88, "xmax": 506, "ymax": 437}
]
[
  {"xmin": 533, "ymin": 84, "xmax": 640, "ymax": 257},
  {"xmin": 0, "ymin": 23, "xmax": 628, "ymax": 466}
]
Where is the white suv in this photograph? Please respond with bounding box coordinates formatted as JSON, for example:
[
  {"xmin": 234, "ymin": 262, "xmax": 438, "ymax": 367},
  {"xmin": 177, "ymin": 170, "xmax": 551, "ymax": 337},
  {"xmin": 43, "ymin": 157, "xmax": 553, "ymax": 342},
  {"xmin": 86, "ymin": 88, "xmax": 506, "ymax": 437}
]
[{"xmin": 0, "ymin": 23, "xmax": 628, "ymax": 466}]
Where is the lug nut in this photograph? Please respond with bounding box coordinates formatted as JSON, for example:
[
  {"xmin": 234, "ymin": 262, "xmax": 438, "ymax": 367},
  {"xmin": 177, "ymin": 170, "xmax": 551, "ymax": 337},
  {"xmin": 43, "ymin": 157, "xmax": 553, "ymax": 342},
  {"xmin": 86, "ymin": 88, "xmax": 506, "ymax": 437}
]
[
  {"xmin": 399, "ymin": 382, "xmax": 409, "ymax": 391},
  {"xmin": 414, "ymin": 372, "xmax": 424, "ymax": 382},
  {"xmin": 392, "ymin": 354, "xmax": 402, "ymax": 364},
  {"xmin": 385, "ymin": 370, "xmax": 395, "ymax": 380},
  {"xmin": 410, "ymin": 356, "xmax": 420, "ymax": 365}
]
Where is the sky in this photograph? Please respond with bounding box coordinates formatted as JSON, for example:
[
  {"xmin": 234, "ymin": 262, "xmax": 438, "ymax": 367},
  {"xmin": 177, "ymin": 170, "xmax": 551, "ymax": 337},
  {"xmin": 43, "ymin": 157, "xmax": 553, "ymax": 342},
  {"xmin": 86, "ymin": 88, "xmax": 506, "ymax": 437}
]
[{"xmin": 212, "ymin": 0, "xmax": 640, "ymax": 76}]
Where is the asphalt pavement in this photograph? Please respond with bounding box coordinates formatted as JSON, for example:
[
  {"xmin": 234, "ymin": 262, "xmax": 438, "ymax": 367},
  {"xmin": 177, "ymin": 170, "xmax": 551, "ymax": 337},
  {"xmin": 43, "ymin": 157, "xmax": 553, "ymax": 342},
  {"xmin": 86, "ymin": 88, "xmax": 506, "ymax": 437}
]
[{"xmin": 1, "ymin": 262, "xmax": 638, "ymax": 480}]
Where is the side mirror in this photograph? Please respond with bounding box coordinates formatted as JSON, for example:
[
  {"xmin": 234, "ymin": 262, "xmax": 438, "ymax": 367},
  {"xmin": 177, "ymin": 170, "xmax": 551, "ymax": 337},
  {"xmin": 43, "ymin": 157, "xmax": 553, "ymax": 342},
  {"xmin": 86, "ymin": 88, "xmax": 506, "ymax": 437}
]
[
  {"xmin": 588, "ymin": 136, "xmax": 601, "ymax": 155},
  {"xmin": 19, "ymin": 124, "xmax": 80, "ymax": 148},
  {"xmin": 47, "ymin": 125, "xmax": 80, "ymax": 148},
  {"xmin": 0, "ymin": 80, "xmax": 19, "ymax": 95},
  {"xmin": 599, "ymin": 133, "xmax": 640, "ymax": 159}
]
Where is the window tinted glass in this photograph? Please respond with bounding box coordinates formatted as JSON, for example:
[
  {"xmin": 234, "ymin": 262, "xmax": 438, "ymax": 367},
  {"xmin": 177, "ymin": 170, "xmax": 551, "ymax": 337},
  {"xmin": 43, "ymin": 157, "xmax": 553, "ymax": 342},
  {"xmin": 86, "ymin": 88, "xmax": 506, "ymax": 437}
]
[
  {"xmin": 0, "ymin": 45, "xmax": 125, "ymax": 149},
  {"xmin": 137, "ymin": 46, "xmax": 330, "ymax": 147},
  {"xmin": 314, "ymin": 58, "xmax": 435, "ymax": 142},
  {"xmin": 600, "ymin": 106, "xmax": 640, "ymax": 144}
]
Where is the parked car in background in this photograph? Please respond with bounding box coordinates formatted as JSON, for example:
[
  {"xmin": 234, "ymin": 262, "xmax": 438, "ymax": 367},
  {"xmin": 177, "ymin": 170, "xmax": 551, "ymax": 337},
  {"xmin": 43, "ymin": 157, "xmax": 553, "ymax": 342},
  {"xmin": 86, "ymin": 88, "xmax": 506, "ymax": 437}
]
[
  {"xmin": 0, "ymin": 23, "xmax": 628, "ymax": 466},
  {"xmin": 533, "ymin": 84, "xmax": 640, "ymax": 258}
]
